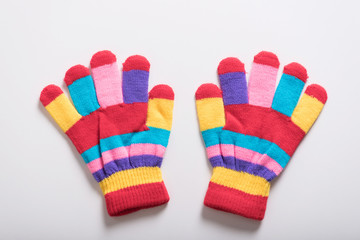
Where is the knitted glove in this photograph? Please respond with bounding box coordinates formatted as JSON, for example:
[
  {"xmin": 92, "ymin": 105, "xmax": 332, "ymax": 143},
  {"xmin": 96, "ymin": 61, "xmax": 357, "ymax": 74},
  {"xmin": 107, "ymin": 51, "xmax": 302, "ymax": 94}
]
[
  {"xmin": 40, "ymin": 50, "xmax": 174, "ymax": 216},
  {"xmin": 195, "ymin": 51, "xmax": 327, "ymax": 220}
]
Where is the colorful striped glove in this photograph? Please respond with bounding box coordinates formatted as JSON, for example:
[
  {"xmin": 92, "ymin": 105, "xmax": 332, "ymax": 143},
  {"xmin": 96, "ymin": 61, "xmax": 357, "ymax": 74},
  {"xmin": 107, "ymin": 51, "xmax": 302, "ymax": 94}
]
[
  {"xmin": 195, "ymin": 51, "xmax": 327, "ymax": 220},
  {"xmin": 40, "ymin": 50, "xmax": 174, "ymax": 216}
]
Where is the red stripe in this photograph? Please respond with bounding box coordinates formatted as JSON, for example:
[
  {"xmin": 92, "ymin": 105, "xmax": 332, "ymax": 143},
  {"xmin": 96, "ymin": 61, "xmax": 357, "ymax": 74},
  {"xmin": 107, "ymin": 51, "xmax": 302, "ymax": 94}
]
[
  {"xmin": 122, "ymin": 55, "xmax": 150, "ymax": 71},
  {"xmin": 64, "ymin": 65, "xmax": 90, "ymax": 86},
  {"xmin": 253, "ymin": 51, "xmax": 280, "ymax": 68},
  {"xmin": 66, "ymin": 111, "xmax": 99, "ymax": 154},
  {"xmin": 104, "ymin": 182, "xmax": 169, "ymax": 216},
  {"xmin": 283, "ymin": 62, "xmax": 308, "ymax": 83},
  {"xmin": 90, "ymin": 50, "xmax": 117, "ymax": 68},
  {"xmin": 149, "ymin": 84, "xmax": 174, "ymax": 100},
  {"xmin": 99, "ymin": 103, "xmax": 148, "ymax": 139},
  {"xmin": 195, "ymin": 83, "xmax": 222, "ymax": 100},
  {"xmin": 204, "ymin": 182, "xmax": 268, "ymax": 220},
  {"xmin": 66, "ymin": 103, "xmax": 148, "ymax": 154},
  {"xmin": 224, "ymin": 104, "xmax": 305, "ymax": 156},
  {"xmin": 217, "ymin": 57, "xmax": 245, "ymax": 75},
  {"xmin": 305, "ymin": 84, "xmax": 327, "ymax": 104},
  {"xmin": 40, "ymin": 84, "xmax": 63, "ymax": 107}
]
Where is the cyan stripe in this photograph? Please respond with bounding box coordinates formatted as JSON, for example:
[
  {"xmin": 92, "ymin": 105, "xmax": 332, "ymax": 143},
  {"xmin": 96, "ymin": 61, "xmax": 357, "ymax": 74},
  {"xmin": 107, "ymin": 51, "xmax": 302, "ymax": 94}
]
[
  {"xmin": 271, "ymin": 74, "xmax": 305, "ymax": 117},
  {"xmin": 202, "ymin": 128, "xmax": 290, "ymax": 168},
  {"xmin": 82, "ymin": 145, "xmax": 101, "ymax": 163},
  {"xmin": 68, "ymin": 75, "xmax": 100, "ymax": 116},
  {"xmin": 81, "ymin": 127, "xmax": 170, "ymax": 163}
]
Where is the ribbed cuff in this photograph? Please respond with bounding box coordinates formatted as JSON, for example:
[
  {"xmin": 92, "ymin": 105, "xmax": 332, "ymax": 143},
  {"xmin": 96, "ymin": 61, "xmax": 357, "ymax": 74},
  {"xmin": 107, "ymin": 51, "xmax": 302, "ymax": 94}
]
[
  {"xmin": 104, "ymin": 181, "xmax": 169, "ymax": 216},
  {"xmin": 98, "ymin": 167, "xmax": 169, "ymax": 216},
  {"xmin": 204, "ymin": 181, "xmax": 268, "ymax": 220}
]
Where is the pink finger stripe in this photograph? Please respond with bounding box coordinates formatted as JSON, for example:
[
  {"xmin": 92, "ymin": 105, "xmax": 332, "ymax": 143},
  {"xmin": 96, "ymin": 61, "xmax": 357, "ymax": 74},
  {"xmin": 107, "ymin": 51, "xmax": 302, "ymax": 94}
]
[
  {"xmin": 87, "ymin": 144, "xmax": 166, "ymax": 173},
  {"xmin": 87, "ymin": 158, "xmax": 103, "ymax": 173},
  {"xmin": 128, "ymin": 143, "xmax": 166, "ymax": 157},
  {"xmin": 206, "ymin": 144, "xmax": 283, "ymax": 175},
  {"xmin": 248, "ymin": 63, "xmax": 278, "ymax": 108},
  {"xmin": 91, "ymin": 62, "xmax": 123, "ymax": 107}
]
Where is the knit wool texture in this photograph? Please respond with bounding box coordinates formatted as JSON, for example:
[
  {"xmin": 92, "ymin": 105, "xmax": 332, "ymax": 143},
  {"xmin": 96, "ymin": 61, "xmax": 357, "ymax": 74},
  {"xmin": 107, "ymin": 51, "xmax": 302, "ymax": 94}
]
[
  {"xmin": 40, "ymin": 50, "xmax": 174, "ymax": 216},
  {"xmin": 195, "ymin": 51, "xmax": 327, "ymax": 220}
]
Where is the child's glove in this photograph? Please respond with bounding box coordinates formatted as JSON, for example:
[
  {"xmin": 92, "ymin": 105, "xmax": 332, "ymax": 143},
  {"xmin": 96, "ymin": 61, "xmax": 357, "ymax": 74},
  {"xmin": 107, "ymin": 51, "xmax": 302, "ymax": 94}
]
[
  {"xmin": 195, "ymin": 51, "xmax": 327, "ymax": 220},
  {"xmin": 40, "ymin": 50, "xmax": 174, "ymax": 216}
]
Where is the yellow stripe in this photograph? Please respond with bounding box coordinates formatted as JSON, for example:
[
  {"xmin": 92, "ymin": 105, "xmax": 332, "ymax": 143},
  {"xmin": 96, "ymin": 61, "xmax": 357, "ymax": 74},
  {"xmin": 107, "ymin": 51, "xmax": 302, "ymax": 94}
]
[
  {"xmin": 99, "ymin": 167, "xmax": 163, "ymax": 195},
  {"xmin": 146, "ymin": 98, "xmax": 174, "ymax": 131},
  {"xmin": 196, "ymin": 98, "xmax": 225, "ymax": 131},
  {"xmin": 45, "ymin": 94, "xmax": 82, "ymax": 132},
  {"xmin": 210, "ymin": 167, "xmax": 270, "ymax": 197},
  {"xmin": 291, "ymin": 94, "xmax": 324, "ymax": 133}
]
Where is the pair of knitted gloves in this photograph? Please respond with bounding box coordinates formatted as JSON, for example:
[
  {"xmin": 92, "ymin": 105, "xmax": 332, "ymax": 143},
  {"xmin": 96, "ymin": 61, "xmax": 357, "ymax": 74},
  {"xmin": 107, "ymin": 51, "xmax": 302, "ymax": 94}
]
[{"xmin": 40, "ymin": 50, "xmax": 327, "ymax": 220}]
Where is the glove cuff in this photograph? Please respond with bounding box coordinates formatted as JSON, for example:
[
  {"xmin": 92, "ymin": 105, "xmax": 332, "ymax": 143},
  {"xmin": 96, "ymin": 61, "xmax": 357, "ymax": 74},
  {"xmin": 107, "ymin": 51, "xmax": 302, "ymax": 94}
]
[
  {"xmin": 204, "ymin": 167, "xmax": 270, "ymax": 220},
  {"xmin": 99, "ymin": 167, "xmax": 169, "ymax": 216}
]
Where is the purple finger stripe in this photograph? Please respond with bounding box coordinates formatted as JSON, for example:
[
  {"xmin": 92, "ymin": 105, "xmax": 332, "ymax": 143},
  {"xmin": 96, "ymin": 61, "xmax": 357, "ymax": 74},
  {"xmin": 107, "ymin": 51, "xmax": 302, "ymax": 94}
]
[
  {"xmin": 92, "ymin": 155, "xmax": 163, "ymax": 182},
  {"xmin": 209, "ymin": 155, "xmax": 277, "ymax": 181},
  {"xmin": 219, "ymin": 72, "xmax": 248, "ymax": 105},
  {"xmin": 122, "ymin": 70, "xmax": 149, "ymax": 103},
  {"xmin": 206, "ymin": 144, "xmax": 283, "ymax": 175}
]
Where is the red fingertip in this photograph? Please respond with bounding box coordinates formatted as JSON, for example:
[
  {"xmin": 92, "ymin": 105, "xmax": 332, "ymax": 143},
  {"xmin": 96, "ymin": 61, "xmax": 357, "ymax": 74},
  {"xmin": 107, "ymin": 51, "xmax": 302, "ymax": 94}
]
[
  {"xmin": 195, "ymin": 83, "xmax": 222, "ymax": 100},
  {"xmin": 64, "ymin": 65, "xmax": 90, "ymax": 86},
  {"xmin": 90, "ymin": 50, "xmax": 117, "ymax": 68},
  {"xmin": 40, "ymin": 84, "xmax": 63, "ymax": 107},
  {"xmin": 217, "ymin": 57, "xmax": 245, "ymax": 75},
  {"xmin": 283, "ymin": 62, "xmax": 308, "ymax": 83},
  {"xmin": 305, "ymin": 84, "xmax": 327, "ymax": 104},
  {"xmin": 149, "ymin": 84, "xmax": 174, "ymax": 100},
  {"xmin": 123, "ymin": 55, "xmax": 150, "ymax": 72},
  {"xmin": 253, "ymin": 51, "xmax": 280, "ymax": 68}
]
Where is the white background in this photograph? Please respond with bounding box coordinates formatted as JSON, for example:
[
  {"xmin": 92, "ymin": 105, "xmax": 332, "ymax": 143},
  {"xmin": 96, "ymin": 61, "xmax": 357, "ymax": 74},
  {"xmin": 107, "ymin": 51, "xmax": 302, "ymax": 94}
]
[{"xmin": 0, "ymin": 0, "xmax": 359, "ymax": 239}]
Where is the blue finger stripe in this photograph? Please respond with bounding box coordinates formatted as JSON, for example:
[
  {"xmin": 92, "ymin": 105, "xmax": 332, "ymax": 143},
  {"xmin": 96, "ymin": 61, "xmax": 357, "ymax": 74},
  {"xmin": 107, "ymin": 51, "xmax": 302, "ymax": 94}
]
[
  {"xmin": 123, "ymin": 70, "xmax": 149, "ymax": 104},
  {"xmin": 219, "ymin": 72, "xmax": 248, "ymax": 105}
]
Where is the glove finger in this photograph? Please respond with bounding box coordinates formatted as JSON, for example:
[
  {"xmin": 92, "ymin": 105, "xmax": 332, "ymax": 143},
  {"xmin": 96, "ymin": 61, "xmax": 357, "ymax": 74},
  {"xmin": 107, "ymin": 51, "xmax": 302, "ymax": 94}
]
[
  {"xmin": 122, "ymin": 55, "xmax": 150, "ymax": 104},
  {"xmin": 196, "ymin": 84, "xmax": 225, "ymax": 166},
  {"xmin": 218, "ymin": 57, "xmax": 248, "ymax": 105},
  {"xmin": 64, "ymin": 65, "xmax": 100, "ymax": 116},
  {"xmin": 146, "ymin": 84, "xmax": 174, "ymax": 131},
  {"xmin": 90, "ymin": 50, "xmax": 123, "ymax": 107},
  {"xmin": 248, "ymin": 51, "xmax": 280, "ymax": 108},
  {"xmin": 40, "ymin": 84, "xmax": 82, "ymax": 132},
  {"xmin": 271, "ymin": 63, "xmax": 308, "ymax": 117},
  {"xmin": 195, "ymin": 84, "xmax": 225, "ymax": 132},
  {"xmin": 291, "ymin": 84, "xmax": 327, "ymax": 133}
]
